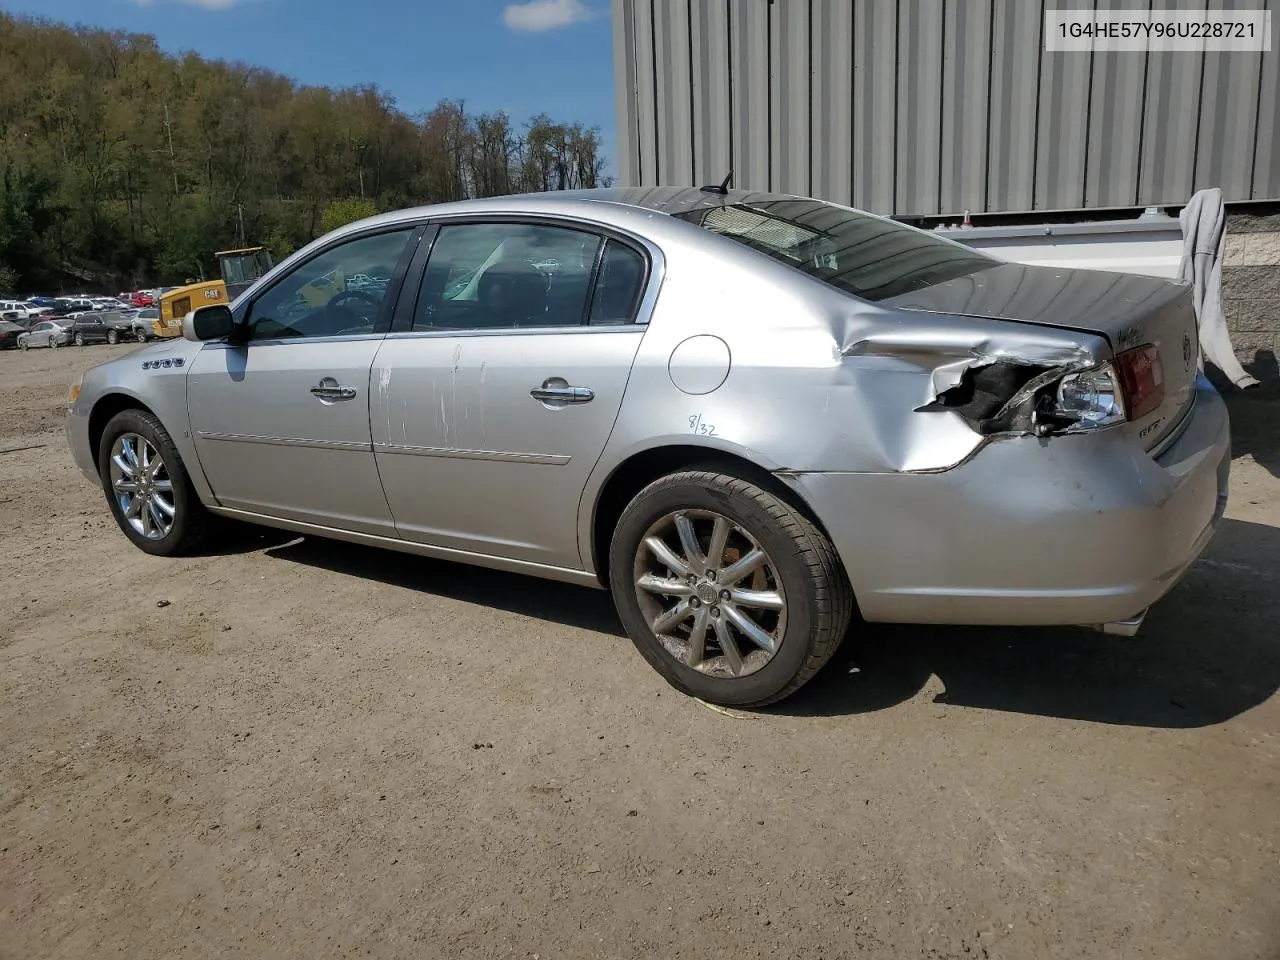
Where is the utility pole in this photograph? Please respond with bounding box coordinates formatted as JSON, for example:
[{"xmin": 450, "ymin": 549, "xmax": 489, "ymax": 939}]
[{"xmin": 236, "ymin": 203, "xmax": 246, "ymax": 248}]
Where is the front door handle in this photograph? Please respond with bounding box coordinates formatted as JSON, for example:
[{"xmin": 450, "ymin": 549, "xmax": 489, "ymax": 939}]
[
  {"xmin": 310, "ymin": 376, "xmax": 358, "ymax": 402},
  {"xmin": 530, "ymin": 378, "xmax": 595, "ymax": 404}
]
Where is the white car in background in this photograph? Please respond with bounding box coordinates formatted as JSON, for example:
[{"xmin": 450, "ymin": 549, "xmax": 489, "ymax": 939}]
[{"xmin": 1, "ymin": 300, "xmax": 41, "ymax": 322}]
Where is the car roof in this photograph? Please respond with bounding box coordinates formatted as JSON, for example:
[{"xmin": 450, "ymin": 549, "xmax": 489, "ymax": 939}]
[{"xmin": 341, "ymin": 186, "xmax": 818, "ymax": 235}]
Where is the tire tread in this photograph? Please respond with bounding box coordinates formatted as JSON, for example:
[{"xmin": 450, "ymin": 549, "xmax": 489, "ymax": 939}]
[
  {"xmin": 99, "ymin": 408, "xmax": 214, "ymax": 556},
  {"xmin": 615, "ymin": 469, "xmax": 853, "ymax": 708}
]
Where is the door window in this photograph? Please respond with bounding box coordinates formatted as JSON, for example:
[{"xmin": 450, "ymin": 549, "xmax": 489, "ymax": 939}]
[
  {"xmin": 245, "ymin": 228, "xmax": 416, "ymax": 340},
  {"xmin": 412, "ymin": 223, "xmax": 606, "ymax": 331},
  {"xmin": 588, "ymin": 240, "xmax": 647, "ymax": 325}
]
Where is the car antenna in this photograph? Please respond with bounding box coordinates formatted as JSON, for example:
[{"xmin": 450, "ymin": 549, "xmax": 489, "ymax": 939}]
[{"xmin": 700, "ymin": 170, "xmax": 734, "ymax": 195}]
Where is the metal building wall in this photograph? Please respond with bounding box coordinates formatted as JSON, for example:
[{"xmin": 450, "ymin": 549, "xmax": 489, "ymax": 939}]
[{"xmin": 612, "ymin": 0, "xmax": 1280, "ymax": 216}]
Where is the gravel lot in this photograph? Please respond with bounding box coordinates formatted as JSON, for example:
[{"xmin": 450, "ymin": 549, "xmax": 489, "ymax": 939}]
[{"xmin": 2, "ymin": 342, "xmax": 1278, "ymax": 960}]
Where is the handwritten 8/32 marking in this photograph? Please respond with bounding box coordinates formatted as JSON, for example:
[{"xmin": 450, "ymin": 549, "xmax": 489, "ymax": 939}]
[{"xmin": 688, "ymin": 414, "xmax": 717, "ymax": 437}]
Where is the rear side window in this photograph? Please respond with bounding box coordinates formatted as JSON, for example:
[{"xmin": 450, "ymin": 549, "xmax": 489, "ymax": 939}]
[
  {"xmin": 672, "ymin": 199, "xmax": 997, "ymax": 302},
  {"xmin": 413, "ymin": 222, "xmax": 604, "ymax": 331},
  {"xmin": 588, "ymin": 240, "xmax": 646, "ymax": 326}
]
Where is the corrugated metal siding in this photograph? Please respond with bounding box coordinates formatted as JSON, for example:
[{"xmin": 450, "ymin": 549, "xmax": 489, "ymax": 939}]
[
  {"xmin": 613, "ymin": 0, "xmax": 1280, "ymax": 214},
  {"xmin": 940, "ymin": 0, "xmax": 993, "ymax": 215},
  {"xmin": 689, "ymin": 0, "xmax": 732, "ymax": 186},
  {"xmin": 896, "ymin": 0, "xmax": 943, "ymax": 215},
  {"xmin": 810, "ymin": 0, "xmax": 853, "ymax": 204},
  {"xmin": 986, "ymin": 0, "xmax": 1040, "ymax": 213},
  {"xmin": 1086, "ymin": 0, "xmax": 1149, "ymax": 207},
  {"xmin": 851, "ymin": 0, "xmax": 897, "ymax": 213}
]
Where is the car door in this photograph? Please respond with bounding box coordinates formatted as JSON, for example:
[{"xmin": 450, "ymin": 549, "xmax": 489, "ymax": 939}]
[
  {"xmin": 75, "ymin": 314, "xmax": 99, "ymax": 342},
  {"xmin": 372, "ymin": 219, "xmax": 652, "ymax": 570},
  {"xmin": 186, "ymin": 225, "xmax": 422, "ymax": 535}
]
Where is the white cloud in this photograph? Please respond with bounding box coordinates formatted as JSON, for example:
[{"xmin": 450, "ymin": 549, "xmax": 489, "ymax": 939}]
[{"xmin": 503, "ymin": 0, "xmax": 594, "ymax": 32}]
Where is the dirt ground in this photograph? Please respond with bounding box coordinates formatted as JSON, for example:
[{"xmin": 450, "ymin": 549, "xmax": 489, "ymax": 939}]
[{"xmin": 2, "ymin": 342, "xmax": 1278, "ymax": 960}]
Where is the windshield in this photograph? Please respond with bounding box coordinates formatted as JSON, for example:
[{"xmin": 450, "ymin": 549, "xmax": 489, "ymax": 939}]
[{"xmin": 673, "ymin": 199, "xmax": 998, "ymax": 302}]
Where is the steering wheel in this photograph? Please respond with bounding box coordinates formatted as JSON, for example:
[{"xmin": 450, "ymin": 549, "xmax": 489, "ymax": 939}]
[
  {"xmin": 325, "ymin": 289, "xmax": 382, "ymax": 336},
  {"xmin": 328, "ymin": 288, "xmax": 381, "ymax": 316}
]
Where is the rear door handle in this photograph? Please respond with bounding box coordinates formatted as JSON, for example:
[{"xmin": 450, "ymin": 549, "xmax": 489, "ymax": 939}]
[
  {"xmin": 531, "ymin": 379, "xmax": 595, "ymax": 404},
  {"xmin": 310, "ymin": 377, "xmax": 358, "ymax": 402}
]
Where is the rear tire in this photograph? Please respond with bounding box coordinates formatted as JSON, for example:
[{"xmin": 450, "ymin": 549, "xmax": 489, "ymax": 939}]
[
  {"xmin": 74, "ymin": 333, "xmax": 84, "ymax": 346},
  {"xmin": 97, "ymin": 408, "xmax": 215, "ymax": 557},
  {"xmin": 608, "ymin": 470, "xmax": 853, "ymax": 708}
]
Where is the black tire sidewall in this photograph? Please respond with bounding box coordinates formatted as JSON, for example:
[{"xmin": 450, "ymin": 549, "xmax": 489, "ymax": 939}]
[
  {"xmin": 97, "ymin": 409, "xmax": 200, "ymax": 556},
  {"xmin": 609, "ymin": 476, "xmax": 822, "ymax": 707}
]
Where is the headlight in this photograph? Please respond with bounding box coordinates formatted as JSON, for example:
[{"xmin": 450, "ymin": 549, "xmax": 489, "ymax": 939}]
[{"xmin": 1053, "ymin": 363, "xmax": 1126, "ymax": 427}]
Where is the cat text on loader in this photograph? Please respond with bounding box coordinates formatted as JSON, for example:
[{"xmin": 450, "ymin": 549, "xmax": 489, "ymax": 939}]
[{"xmin": 152, "ymin": 246, "xmax": 275, "ymax": 338}]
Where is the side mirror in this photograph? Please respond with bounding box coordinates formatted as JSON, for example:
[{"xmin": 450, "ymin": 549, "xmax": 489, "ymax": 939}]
[{"xmin": 183, "ymin": 304, "xmax": 235, "ymax": 342}]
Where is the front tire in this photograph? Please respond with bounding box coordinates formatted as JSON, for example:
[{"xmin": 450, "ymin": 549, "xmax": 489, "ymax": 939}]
[
  {"xmin": 50, "ymin": 337, "xmax": 59, "ymax": 349},
  {"xmin": 97, "ymin": 408, "xmax": 214, "ymax": 557},
  {"xmin": 609, "ymin": 470, "xmax": 853, "ymax": 708},
  {"xmin": 19, "ymin": 340, "xmax": 27, "ymax": 351},
  {"xmin": 106, "ymin": 329, "xmax": 119, "ymax": 345}
]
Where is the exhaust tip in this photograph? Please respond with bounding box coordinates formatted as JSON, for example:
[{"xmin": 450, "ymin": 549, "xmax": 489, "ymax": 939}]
[{"xmin": 1091, "ymin": 609, "xmax": 1148, "ymax": 637}]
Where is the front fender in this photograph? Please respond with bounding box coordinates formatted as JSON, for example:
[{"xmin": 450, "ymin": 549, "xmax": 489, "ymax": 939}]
[{"xmin": 72, "ymin": 342, "xmax": 215, "ymax": 504}]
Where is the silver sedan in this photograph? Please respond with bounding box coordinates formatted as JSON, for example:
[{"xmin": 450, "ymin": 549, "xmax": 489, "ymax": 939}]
[
  {"xmin": 19, "ymin": 319, "xmax": 73, "ymax": 349},
  {"xmin": 66, "ymin": 188, "xmax": 1230, "ymax": 707}
]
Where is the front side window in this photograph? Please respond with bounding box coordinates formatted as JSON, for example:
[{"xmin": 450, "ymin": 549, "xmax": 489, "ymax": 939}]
[
  {"xmin": 673, "ymin": 199, "xmax": 997, "ymax": 302},
  {"xmin": 246, "ymin": 228, "xmax": 415, "ymax": 340},
  {"xmin": 412, "ymin": 222, "xmax": 604, "ymax": 331}
]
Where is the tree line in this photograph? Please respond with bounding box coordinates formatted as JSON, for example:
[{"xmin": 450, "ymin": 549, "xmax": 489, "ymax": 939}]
[{"xmin": 0, "ymin": 13, "xmax": 610, "ymax": 294}]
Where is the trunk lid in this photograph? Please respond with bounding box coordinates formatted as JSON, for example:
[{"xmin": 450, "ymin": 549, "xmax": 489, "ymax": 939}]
[{"xmin": 883, "ymin": 261, "xmax": 1199, "ymax": 450}]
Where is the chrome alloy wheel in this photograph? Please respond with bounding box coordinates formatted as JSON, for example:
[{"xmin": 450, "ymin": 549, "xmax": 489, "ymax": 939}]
[
  {"xmin": 109, "ymin": 433, "xmax": 176, "ymax": 540},
  {"xmin": 633, "ymin": 510, "xmax": 787, "ymax": 678}
]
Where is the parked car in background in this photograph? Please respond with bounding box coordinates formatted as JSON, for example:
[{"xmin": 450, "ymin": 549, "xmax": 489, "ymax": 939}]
[
  {"xmin": 0, "ymin": 300, "xmax": 43, "ymax": 323},
  {"xmin": 70, "ymin": 311, "xmax": 139, "ymax": 346},
  {"xmin": 0, "ymin": 320, "xmax": 24, "ymax": 349},
  {"xmin": 17, "ymin": 318, "xmax": 74, "ymax": 349},
  {"xmin": 132, "ymin": 308, "xmax": 159, "ymax": 341},
  {"xmin": 49, "ymin": 298, "xmax": 95, "ymax": 317},
  {"xmin": 130, "ymin": 291, "xmax": 155, "ymax": 308}
]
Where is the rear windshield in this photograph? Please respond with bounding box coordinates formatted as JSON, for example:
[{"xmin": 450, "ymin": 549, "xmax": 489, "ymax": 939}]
[{"xmin": 672, "ymin": 199, "xmax": 997, "ymax": 302}]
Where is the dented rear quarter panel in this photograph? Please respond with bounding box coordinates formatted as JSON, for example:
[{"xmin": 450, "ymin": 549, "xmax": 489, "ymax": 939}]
[{"xmin": 581, "ymin": 209, "xmax": 1111, "ymax": 482}]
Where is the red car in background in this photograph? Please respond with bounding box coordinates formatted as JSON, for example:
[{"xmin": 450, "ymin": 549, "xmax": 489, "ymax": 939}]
[{"xmin": 129, "ymin": 291, "xmax": 154, "ymax": 307}]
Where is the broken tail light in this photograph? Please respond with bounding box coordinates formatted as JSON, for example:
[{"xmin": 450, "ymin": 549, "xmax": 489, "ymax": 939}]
[
  {"xmin": 1111, "ymin": 344, "xmax": 1164, "ymax": 420},
  {"xmin": 1054, "ymin": 364, "xmax": 1126, "ymax": 427},
  {"xmin": 927, "ymin": 343, "xmax": 1164, "ymax": 437},
  {"xmin": 1051, "ymin": 344, "xmax": 1162, "ymax": 431}
]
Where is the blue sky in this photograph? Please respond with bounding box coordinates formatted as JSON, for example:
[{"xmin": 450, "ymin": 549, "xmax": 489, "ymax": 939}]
[{"xmin": 1, "ymin": 0, "xmax": 619, "ymax": 175}]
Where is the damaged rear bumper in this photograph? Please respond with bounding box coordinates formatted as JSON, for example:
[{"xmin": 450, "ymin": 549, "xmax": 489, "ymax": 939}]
[{"xmin": 781, "ymin": 374, "xmax": 1230, "ymax": 629}]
